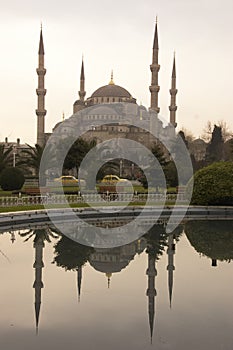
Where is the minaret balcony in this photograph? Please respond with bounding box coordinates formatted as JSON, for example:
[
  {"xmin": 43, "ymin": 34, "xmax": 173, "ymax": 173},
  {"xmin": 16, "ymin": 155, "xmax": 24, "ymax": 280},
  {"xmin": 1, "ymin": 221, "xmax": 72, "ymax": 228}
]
[
  {"xmin": 146, "ymin": 288, "xmax": 157, "ymax": 297},
  {"xmin": 146, "ymin": 267, "xmax": 157, "ymax": 276},
  {"xmin": 36, "ymin": 89, "xmax": 47, "ymax": 96},
  {"xmin": 149, "ymin": 85, "xmax": 160, "ymax": 93},
  {"xmin": 79, "ymin": 91, "xmax": 86, "ymax": 99},
  {"xmin": 169, "ymin": 106, "xmax": 177, "ymax": 112},
  {"xmin": 36, "ymin": 109, "xmax": 47, "ymax": 117},
  {"xmin": 36, "ymin": 68, "xmax": 46, "ymax": 75},
  {"xmin": 150, "ymin": 63, "xmax": 160, "ymax": 72},
  {"xmin": 33, "ymin": 281, "xmax": 44, "ymax": 288},
  {"xmin": 169, "ymin": 88, "xmax": 178, "ymax": 95}
]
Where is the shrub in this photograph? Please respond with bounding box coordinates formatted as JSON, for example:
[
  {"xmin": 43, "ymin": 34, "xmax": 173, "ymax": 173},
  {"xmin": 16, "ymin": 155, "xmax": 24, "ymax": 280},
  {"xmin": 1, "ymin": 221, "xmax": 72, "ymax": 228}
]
[
  {"xmin": 188, "ymin": 162, "xmax": 233, "ymax": 205},
  {"xmin": 185, "ymin": 220, "xmax": 233, "ymax": 261},
  {"xmin": 0, "ymin": 167, "xmax": 25, "ymax": 191}
]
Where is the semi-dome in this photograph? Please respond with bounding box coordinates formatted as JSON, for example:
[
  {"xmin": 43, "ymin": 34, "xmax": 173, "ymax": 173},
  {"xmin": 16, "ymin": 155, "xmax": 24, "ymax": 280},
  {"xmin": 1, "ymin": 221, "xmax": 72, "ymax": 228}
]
[{"xmin": 91, "ymin": 84, "xmax": 132, "ymax": 98}]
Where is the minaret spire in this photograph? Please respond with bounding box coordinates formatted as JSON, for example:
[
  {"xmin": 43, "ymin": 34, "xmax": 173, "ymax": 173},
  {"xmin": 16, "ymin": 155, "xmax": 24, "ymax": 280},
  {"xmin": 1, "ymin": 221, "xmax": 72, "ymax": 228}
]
[
  {"xmin": 79, "ymin": 57, "xmax": 86, "ymax": 101},
  {"xmin": 77, "ymin": 266, "xmax": 82, "ymax": 302},
  {"xmin": 169, "ymin": 53, "xmax": 178, "ymax": 127},
  {"xmin": 73, "ymin": 58, "xmax": 86, "ymax": 113},
  {"xmin": 33, "ymin": 236, "xmax": 45, "ymax": 334},
  {"xmin": 149, "ymin": 19, "xmax": 160, "ymax": 113},
  {"xmin": 146, "ymin": 248, "xmax": 157, "ymax": 344},
  {"xmin": 36, "ymin": 27, "xmax": 47, "ymax": 146},
  {"xmin": 167, "ymin": 233, "xmax": 176, "ymax": 308}
]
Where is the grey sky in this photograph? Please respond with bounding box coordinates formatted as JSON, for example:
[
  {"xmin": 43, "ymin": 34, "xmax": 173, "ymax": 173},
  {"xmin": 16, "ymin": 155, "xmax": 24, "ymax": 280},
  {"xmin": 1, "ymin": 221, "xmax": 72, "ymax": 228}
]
[{"xmin": 0, "ymin": 0, "xmax": 233, "ymax": 143}]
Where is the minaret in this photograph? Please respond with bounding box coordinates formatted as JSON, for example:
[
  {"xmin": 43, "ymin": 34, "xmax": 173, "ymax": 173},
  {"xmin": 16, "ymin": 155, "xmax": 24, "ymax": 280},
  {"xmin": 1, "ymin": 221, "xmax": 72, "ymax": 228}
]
[
  {"xmin": 149, "ymin": 19, "xmax": 160, "ymax": 113},
  {"xmin": 79, "ymin": 58, "xmax": 86, "ymax": 101},
  {"xmin": 146, "ymin": 250, "xmax": 157, "ymax": 344},
  {"xmin": 77, "ymin": 266, "xmax": 82, "ymax": 302},
  {"xmin": 169, "ymin": 54, "xmax": 178, "ymax": 127},
  {"xmin": 167, "ymin": 234, "xmax": 176, "ymax": 308},
  {"xmin": 33, "ymin": 237, "xmax": 45, "ymax": 334},
  {"xmin": 73, "ymin": 58, "xmax": 86, "ymax": 113},
  {"xmin": 36, "ymin": 27, "xmax": 47, "ymax": 146}
]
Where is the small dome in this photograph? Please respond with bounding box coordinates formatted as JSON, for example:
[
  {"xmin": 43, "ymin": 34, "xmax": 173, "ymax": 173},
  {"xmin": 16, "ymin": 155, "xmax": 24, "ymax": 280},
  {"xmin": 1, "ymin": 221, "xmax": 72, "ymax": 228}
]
[
  {"xmin": 91, "ymin": 84, "xmax": 131, "ymax": 98},
  {"xmin": 193, "ymin": 138, "xmax": 207, "ymax": 145},
  {"xmin": 73, "ymin": 100, "xmax": 84, "ymax": 106},
  {"xmin": 52, "ymin": 121, "xmax": 62, "ymax": 131}
]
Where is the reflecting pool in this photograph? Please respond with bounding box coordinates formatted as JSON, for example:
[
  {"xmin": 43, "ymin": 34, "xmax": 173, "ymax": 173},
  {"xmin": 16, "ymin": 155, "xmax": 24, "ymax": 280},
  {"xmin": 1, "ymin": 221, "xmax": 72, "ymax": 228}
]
[{"xmin": 0, "ymin": 219, "xmax": 233, "ymax": 350}]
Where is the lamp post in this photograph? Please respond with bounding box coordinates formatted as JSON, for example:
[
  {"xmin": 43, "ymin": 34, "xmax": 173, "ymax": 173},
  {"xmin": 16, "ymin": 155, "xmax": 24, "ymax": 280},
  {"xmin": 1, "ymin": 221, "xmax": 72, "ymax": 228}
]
[
  {"xmin": 13, "ymin": 145, "xmax": 16, "ymax": 167},
  {"xmin": 120, "ymin": 159, "xmax": 123, "ymax": 177},
  {"xmin": 131, "ymin": 163, "xmax": 135, "ymax": 180}
]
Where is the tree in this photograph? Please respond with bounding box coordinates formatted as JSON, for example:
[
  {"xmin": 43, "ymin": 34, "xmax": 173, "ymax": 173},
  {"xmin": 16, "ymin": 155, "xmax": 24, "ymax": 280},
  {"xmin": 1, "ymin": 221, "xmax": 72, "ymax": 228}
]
[
  {"xmin": 19, "ymin": 227, "xmax": 59, "ymax": 243},
  {"xmin": 139, "ymin": 142, "xmax": 169, "ymax": 190},
  {"xmin": 58, "ymin": 137, "xmax": 96, "ymax": 174},
  {"xmin": 0, "ymin": 167, "xmax": 25, "ymax": 191},
  {"xmin": 188, "ymin": 162, "xmax": 233, "ymax": 205},
  {"xmin": 205, "ymin": 125, "xmax": 224, "ymax": 164},
  {"xmin": 18, "ymin": 143, "xmax": 56, "ymax": 185},
  {"xmin": 18, "ymin": 144, "xmax": 44, "ymax": 177},
  {"xmin": 96, "ymin": 159, "xmax": 120, "ymax": 180},
  {"xmin": 230, "ymin": 139, "xmax": 233, "ymax": 159},
  {"xmin": 185, "ymin": 221, "xmax": 233, "ymax": 262},
  {"xmin": 170, "ymin": 131, "xmax": 193, "ymax": 185},
  {"xmin": 179, "ymin": 127, "xmax": 195, "ymax": 144},
  {"xmin": 0, "ymin": 144, "xmax": 12, "ymax": 173},
  {"xmin": 217, "ymin": 120, "xmax": 233, "ymax": 141},
  {"xmin": 53, "ymin": 235, "xmax": 94, "ymax": 270},
  {"xmin": 201, "ymin": 120, "xmax": 213, "ymax": 142},
  {"xmin": 164, "ymin": 161, "xmax": 178, "ymax": 188},
  {"xmin": 202, "ymin": 120, "xmax": 232, "ymax": 142}
]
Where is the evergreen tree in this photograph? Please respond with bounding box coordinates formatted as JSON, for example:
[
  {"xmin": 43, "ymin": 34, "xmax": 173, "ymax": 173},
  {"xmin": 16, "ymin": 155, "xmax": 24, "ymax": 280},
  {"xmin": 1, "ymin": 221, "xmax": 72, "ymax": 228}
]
[
  {"xmin": 58, "ymin": 137, "xmax": 96, "ymax": 174},
  {"xmin": 205, "ymin": 125, "xmax": 224, "ymax": 164}
]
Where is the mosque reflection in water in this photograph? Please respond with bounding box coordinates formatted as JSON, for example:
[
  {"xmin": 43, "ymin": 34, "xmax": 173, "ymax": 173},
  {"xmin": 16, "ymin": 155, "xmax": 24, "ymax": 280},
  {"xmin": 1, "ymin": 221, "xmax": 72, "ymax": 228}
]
[{"xmin": 2, "ymin": 219, "xmax": 233, "ymax": 343}]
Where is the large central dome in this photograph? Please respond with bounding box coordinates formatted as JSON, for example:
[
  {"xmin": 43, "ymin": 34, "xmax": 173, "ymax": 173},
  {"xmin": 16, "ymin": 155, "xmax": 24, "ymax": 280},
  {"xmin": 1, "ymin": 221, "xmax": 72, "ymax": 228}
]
[
  {"xmin": 91, "ymin": 84, "xmax": 131, "ymax": 98},
  {"xmin": 74, "ymin": 74, "xmax": 137, "ymax": 110}
]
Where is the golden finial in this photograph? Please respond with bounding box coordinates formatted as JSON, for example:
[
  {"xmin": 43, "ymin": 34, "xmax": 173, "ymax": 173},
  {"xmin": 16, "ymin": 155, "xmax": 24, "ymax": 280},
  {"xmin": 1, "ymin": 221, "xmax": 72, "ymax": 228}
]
[
  {"xmin": 40, "ymin": 22, "xmax": 43, "ymax": 30},
  {"xmin": 109, "ymin": 70, "xmax": 115, "ymax": 85},
  {"xmin": 62, "ymin": 111, "xmax": 65, "ymax": 121},
  {"xmin": 156, "ymin": 15, "xmax": 158, "ymax": 24}
]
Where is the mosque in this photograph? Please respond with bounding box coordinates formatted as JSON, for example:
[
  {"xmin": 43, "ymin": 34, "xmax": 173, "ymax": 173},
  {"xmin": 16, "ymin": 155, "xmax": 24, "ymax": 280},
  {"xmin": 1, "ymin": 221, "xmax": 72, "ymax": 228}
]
[
  {"xmin": 36, "ymin": 20, "xmax": 178, "ymax": 148},
  {"xmin": 31, "ymin": 223, "xmax": 177, "ymax": 343}
]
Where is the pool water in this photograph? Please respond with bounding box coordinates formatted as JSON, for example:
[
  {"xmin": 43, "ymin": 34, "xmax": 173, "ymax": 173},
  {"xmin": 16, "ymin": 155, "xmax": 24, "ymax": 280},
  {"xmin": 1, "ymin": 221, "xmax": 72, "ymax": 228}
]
[{"xmin": 0, "ymin": 220, "xmax": 233, "ymax": 350}]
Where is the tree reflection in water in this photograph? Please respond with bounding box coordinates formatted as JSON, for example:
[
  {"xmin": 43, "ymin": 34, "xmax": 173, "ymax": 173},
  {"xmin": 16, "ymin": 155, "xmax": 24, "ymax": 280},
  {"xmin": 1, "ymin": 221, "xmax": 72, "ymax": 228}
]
[{"xmin": 185, "ymin": 220, "xmax": 233, "ymax": 266}]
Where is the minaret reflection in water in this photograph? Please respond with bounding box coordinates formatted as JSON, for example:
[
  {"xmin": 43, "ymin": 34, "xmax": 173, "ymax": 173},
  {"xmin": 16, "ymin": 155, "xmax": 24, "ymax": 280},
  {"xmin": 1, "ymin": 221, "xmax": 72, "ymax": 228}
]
[
  {"xmin": 17, "ymin": 221, "xmax": 183, "ymax": 339},
  {"xmin": 19, "ymin": 228, "xmax": 59, "ymax": 333}
]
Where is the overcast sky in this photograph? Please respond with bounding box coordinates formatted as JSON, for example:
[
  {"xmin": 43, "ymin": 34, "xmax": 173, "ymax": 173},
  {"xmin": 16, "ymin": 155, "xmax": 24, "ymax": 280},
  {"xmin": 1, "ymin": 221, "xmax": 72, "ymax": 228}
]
[{"xmin": 0, "ymin": 0, "xmax": 233, "ymax": 144}]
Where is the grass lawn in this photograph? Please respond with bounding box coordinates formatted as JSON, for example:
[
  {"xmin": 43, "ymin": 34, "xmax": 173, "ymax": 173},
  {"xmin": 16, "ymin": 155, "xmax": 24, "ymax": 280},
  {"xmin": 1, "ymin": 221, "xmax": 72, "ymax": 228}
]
[{"xmin": 0, "ymin": 199, "xmax": 178, "ymax": 213}]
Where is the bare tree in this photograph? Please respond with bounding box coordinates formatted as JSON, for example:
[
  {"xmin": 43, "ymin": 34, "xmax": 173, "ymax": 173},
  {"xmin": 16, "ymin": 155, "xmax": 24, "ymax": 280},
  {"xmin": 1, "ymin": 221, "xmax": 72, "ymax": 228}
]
[
  {"xmin": 201, "ymin": 120, "xmax": 233, "ymax": 142},
  {"xmin": 201, "ymin": 121, "xmax": 212, "ymax": 142},
  {"xmin": 217, "ymin": 120, "xmax": 233, "ymax": 141}
]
